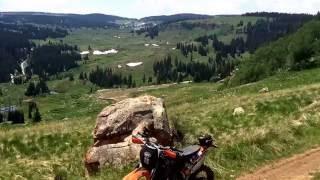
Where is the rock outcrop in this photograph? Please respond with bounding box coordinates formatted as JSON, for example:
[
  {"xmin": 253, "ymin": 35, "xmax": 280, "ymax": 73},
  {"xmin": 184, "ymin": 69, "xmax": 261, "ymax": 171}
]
[
  {"xmin": 84, "ymin": 95, "xmax": 173, "ymax": 175},
  {"xmin": 259, "ymin": 87, "xmax": 269, "ymax": 93}
]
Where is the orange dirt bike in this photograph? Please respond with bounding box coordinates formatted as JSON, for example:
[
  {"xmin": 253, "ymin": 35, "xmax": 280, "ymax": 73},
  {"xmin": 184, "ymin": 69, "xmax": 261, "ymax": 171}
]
[{"xmin": 123, "ymin": 132, "xmax": 217, "ymax": 180}]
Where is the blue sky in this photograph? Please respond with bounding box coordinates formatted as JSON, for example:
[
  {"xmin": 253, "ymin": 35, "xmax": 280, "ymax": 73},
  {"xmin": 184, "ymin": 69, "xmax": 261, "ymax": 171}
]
[{"xmin": 0, "ymin": 0, "xmax": 319, "ymax": 18}]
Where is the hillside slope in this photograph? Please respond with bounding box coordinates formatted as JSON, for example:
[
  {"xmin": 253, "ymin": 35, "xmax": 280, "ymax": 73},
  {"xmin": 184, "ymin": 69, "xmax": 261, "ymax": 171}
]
[
  {"xmin": 2, "ymin": 67, "xmax": 320, "ymax": 179},
  {"xmin": 231, "ymin": 18, "xmax": 320, "ymax": 85}
]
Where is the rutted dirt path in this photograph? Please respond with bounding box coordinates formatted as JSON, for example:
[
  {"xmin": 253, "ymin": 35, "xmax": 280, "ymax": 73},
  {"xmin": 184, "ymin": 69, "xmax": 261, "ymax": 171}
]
[
  {"xmin": 237, "ymin": 147, "xmax": 320, "ymax": 180},
  {"xmin": 96, "ymin": 83, "xmax": 178, "ymax": 102}
]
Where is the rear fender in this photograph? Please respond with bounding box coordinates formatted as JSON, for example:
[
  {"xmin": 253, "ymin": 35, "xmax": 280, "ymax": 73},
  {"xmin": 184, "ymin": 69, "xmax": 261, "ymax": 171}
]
[{"xmin": 123, "ymin": 167, "xmax": 151, "ymax": 180}]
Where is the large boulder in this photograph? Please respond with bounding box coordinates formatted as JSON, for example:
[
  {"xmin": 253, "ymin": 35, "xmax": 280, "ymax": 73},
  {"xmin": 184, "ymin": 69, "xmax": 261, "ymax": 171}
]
[{"xmin": 84, "ymin": 95, "xmax": 173, "ymax": 175}]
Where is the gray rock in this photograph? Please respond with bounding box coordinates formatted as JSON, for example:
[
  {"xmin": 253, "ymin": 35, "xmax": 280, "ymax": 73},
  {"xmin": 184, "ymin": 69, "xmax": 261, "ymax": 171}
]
[
  {"xmin": 84, "ymin": 95, "xmax": 173, "ymax": 175},
  {"xmin": 259, "ymin": 87, "xmax": 269, "ymax": 93}
]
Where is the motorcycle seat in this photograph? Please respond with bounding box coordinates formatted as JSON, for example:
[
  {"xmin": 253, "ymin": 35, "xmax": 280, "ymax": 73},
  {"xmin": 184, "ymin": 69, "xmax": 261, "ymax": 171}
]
[{"xmin": 180, "ymin": 145, "xmax": 200, "ymax": 157}]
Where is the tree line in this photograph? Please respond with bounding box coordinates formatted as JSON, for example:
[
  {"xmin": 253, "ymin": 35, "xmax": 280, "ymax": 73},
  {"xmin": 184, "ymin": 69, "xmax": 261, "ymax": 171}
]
[
  {"xmin": 88, "ymin": 66, "xmax": 137, "ymax": 88},
  {"xmin": 134, "ymin": 25, "xmax": 159, "ymax": 39},
  {"xmin": 177, "ymin": 34, "xmax": 245, "ymax": 59},
  {"xmin": 244, "ymin": 13, "xmax": 314, "ymax": 52},
  {"xmin": 170, "ymin": 13, "xmax": 316, "ymax": 84},
  {"xmin": 0, "ymin": 102, "xmax": 41, "ymax": 124},
  {"xmin": 1, "ymin": 13, "xmax": 122, "ymax": 28},
  {"xmin": 0, "ymin": 22, "xmax": 78, "ymax": 83},
  {"xmin": 25, "ymin": 80, "xmax": 50, "ymax": 97},
  {"xmin": 0, "ymin": 24, "xmax": 34, "ymax": 82},
  {"xmin": 231, "ymin": 18, "xmax": 320, "ymax": 85},
  {"xmin": 153, "ymin": 55, "xmax": 237, "ymax": 84},
  {"xmin": 30, "ymin": 42, "xmax": 80, "ymax": 77}
]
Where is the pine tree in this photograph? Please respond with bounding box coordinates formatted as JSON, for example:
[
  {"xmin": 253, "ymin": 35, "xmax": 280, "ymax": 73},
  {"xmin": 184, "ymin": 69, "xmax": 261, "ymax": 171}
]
[
  {"xmin": 35, "ymin": 83, "xmax": 41, "ymax": 95},
  {"xmin": 148, "ymin": 77, "xmax": 152, "ymax": 84},
  {"xmin": 25, "ymin": 82, "xmax": 36, "ymax": 96},
  {"xmin": 28, "ymin": 102, "xmax": 36, "ymax": 119},
  {"xmin": 0, "ymin": 88, "xmax": 2, "ymax": 96},
  {"xmin": 142, "ymin": 74, "xmax": 146, "ymax": 84},
  {"xmin": 33, "ymin": 108, "xmax": 41, "ymax": 123},
  {"xmin": 177, "ymin": 73, "xmax": 183, "ymax": 83},
  {"xmin": 0, "ymin": 113, "xmax": 3, "ymax": 123},
  {"xmin": 40, "ymin": 80, "xmax": 50, "ymax": 93},
  {"xmin": 28, "ymin": 105, "xmax": 33, "ymax": 119},
  {"xmin": 79, "ymin": 72, "xmax": 84, "ymax": 80},
  {"xmin": 174, "ymin": 56, "xmax": 179, "ymax": 66},
  {"xmin": 8, "ymin": 110, "xmax": 25, "ymax": 124},
  {"xmin": 69, "ymin": 74, "xmax": 74, "ymax": 81},
  {"xmin": 128, "ymin": 74, "xmax": 133, "ymax": 88},
  {"xmin": 123, "ymin": 76, "xmax": 128, "ymax": 85}
]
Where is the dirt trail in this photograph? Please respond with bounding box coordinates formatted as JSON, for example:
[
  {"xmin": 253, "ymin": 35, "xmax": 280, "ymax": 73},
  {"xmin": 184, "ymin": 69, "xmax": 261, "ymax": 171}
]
[
  {"xmin": 237, "ymin": 147, "xmax": 320, "ymax": 180},
  {"xmin": 96, "ymin": 83, "xmax": 177, "ymax": 102}
]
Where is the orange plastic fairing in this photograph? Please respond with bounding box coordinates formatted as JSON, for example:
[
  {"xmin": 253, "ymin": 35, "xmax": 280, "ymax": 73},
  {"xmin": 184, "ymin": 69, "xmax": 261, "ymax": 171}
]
[
  {"xmin": 123, "ymin": 167, "xmax": 151, "ymax": 180},
  {"xmin": 163, "ymin": 149, "xmax": 177, "ymax": 159}
]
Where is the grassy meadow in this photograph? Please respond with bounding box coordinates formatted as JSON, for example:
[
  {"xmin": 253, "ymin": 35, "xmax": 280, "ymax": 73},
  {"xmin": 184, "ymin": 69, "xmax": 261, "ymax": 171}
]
[{"xmin": 1, "ymin": 67, "xmax": 320, "ymax": 179}]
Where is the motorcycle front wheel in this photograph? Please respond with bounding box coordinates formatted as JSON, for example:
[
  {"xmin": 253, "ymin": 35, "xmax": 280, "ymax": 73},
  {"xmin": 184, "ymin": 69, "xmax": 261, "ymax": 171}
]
[{"xmin": 189, "ymin": 165, "xmax": 214, "ymax": 180}]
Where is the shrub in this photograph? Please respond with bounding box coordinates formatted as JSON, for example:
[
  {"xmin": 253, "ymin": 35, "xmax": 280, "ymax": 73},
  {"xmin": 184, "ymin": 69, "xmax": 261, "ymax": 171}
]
[
  {"xmin": 8, "ymin": 110, "xmax": 25, "ymax": 124},
  {"xmin": 25, "ymin": 82, "xmax": 36, "ymax": 96},
  {"xmin": 25, "ymin": 80, "xmax": 50, "ymax": 96},
  {"xmin": 0, "ymin": 113, "xmax": 3, "ymax": 123},
  {"xmin": 33, "ymin": 108, "xmax": 42, "ymax": 123}
]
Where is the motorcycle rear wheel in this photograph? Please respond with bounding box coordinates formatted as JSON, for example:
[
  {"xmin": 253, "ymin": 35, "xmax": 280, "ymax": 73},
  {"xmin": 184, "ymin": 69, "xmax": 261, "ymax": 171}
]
[{"xmin": 189, "ymin": 165, "xmax": 214, "ymax": 180}]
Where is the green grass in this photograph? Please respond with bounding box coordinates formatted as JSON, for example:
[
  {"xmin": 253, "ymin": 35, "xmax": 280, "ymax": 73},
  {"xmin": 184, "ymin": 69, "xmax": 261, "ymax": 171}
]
[
  {"xmin": 2, "ymin": 67, "xmax": 320, "ymax": 179},
  {"xmin": 312, "ymin": 172, "xmax": 320, "ymax": 180},
  {"xmin": 0, "ymin": 78, "xmax": 107, "ymax": 123}
]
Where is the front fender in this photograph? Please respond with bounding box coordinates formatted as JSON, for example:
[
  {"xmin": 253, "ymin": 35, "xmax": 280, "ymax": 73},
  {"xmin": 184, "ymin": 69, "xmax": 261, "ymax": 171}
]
[{"xmin": 123, "ymin": 167, "xmax": 151, "ymax": 180}]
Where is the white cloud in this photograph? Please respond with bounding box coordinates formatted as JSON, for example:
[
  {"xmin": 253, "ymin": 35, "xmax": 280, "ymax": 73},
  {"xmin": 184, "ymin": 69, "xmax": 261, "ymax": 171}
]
[
  {"xmin": 130, "ymin": 0, "xmax": 249, "ymax": 17},
  {"xmin": 0, "ymin": 0, "xmax": 111, "ymax": 14},
  {"xmin": 252, "ymin": 0, "xmax": 319, "ymax": 14},
  {"xmin": 1, "ymin": 0, "xmax": 69, "ymax": 13},
  {"xmin": 130, "ymin": 0, "xmax": 319, "ymax": 17},
  {"xmin": 0, "ymin": 0, "xmax": 318, "ymax": 18}
]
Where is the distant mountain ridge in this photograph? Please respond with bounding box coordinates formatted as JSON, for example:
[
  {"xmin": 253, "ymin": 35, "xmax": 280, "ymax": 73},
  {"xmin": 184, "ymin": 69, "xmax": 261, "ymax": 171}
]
[
  {"xmin": 0, "ymin": 11, "xmax": 130, "ymax": 19},
  {"xmin": 0, "ymin": 12, "xmax": 215, "ymax": 27},
  {"xmin": 140, "ymin": 13, "xmax": 213, "ymax": 23},
  {"xmin": 0, "ymin": 12, "xmax": 133, "ymax": 28}
]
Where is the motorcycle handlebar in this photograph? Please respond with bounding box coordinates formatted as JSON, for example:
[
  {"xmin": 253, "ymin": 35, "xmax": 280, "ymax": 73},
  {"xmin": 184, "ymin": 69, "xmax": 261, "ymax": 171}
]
[{"xmin": 133, "ymin": 133, "xmax": 218, "ymax": 151}]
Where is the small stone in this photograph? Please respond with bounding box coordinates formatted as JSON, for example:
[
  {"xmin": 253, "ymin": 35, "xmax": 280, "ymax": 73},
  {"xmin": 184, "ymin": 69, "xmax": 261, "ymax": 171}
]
[
  {"xmin": 233, "ymin": 107, "xmax": 245, "ymax": 116},
  {"xmin": 259, "ymin": 87, "xmax": 269, "ymax": 93}
]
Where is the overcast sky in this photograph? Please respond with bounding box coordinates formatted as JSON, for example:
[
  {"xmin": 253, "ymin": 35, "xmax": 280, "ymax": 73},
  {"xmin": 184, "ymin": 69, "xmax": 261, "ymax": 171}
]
[{"xmin": 0, "ymin": 0, "xmax": 319, "ymax": 18}]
